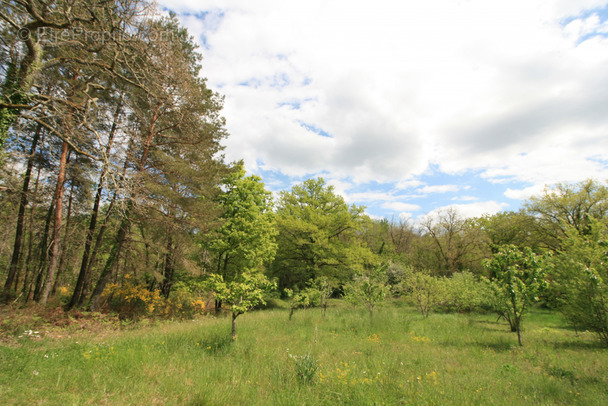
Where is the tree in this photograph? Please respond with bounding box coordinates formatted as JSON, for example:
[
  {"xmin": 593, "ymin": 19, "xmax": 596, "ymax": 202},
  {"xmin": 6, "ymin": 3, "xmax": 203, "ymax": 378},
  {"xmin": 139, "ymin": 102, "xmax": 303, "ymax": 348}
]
[
  {"xmin": 284, "ymin": 287, "xmax": 316, "ymax": 320},
  {"xmin": 210, "ymin": 272, "xmax": 276, "ymax": 340},
  {"xmin": 308, "ymin": 276, "xmax": 336, "ymax": 317},
  {"xmin": 419, "ymin": 207, "xmax": 486, "ymax": 276},
  {"xmin": 405, "ymin": 270, "xmax": 445, "ymax": 318},
  {"xmin": 484, "ymin": 245, "xmax": 548, "ymax": 346},
  {"xmin": 271, "ymin": 178, "xmax": 375, "ymax": 290},
  {"xmin": 551, "ymin": 219, "xmax": 608, "ymax": 346},
  {"xmin": 344, "ymin": 264, "xmax": 390, "ymax": 320},
  {"xmin": 87, "ymin": 13, "xmax": 229, "ymax": 310},
  {"xmin": 524, "ymin": 179, "xmax": 608, "ymax": 250},
  {"xmin": 473, "ymin": 210, "xmax": 540, "ymax": 253},
  {"xmin": 202, "ymin": 163, "xmax": 277, "ymax": 311}
]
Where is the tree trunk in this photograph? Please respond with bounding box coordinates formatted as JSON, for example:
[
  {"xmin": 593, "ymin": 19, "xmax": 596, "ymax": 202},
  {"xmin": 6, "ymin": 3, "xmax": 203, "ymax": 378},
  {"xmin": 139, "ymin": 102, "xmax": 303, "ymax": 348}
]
[
  {"xmin": 88, "ymin": 212, "xmax": 130, "ymax": 311},
  {"xmin": 88, "ymin": 103, "xmax": 161, "ymax": 310},
  {"xmin": 232, "ymin": 313, "xmax": 238, "ymax": 340},
  {"xmin": 3, "ymin": 124, "xmax": 42, "ymax": 297},
  {"xmin": 160, "ymin": 236, "xmax": 175, "ymax": 299},
  {"xmin": 68, "ymin": 101, "xmax": 121, "ymax": 309},
  {"xmin": 40, "ymin": 140, "xmax": 69, "ymax": 304},
  {"xmin": 53, "ymin": 180, "xmax": 74, "ymax": 296},
  {"xmin": 22, "ymin": 151, "xmax": 44, "ymax": 301},
  {"xmin": 32, "ymin": 199, "xmax": 54, "ymax": 302},
  {"xmin": 516, "ymin": 322, "xmax": 523, "ymax": 346}
]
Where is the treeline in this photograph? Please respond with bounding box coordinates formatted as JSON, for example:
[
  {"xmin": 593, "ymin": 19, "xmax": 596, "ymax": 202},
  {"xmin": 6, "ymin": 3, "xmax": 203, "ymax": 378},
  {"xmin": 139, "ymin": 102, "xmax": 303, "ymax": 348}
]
[{"xmin": 2, "ymin": 2, "xmax": 608, "ymax": 346}]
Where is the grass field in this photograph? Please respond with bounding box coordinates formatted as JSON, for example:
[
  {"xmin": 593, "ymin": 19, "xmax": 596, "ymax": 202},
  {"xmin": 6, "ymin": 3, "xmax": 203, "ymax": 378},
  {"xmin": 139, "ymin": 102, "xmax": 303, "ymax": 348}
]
[{"xmin": 1, "ymin": 300, "xmax": 607, "ymax": 405}]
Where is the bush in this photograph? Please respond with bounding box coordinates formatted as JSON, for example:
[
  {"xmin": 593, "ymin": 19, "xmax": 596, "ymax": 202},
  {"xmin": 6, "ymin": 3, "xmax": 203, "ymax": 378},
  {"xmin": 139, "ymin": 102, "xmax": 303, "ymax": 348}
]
[
  {"xmin": 405, "ymin": 271, "xmax": 446, "ymax": 318},
  {"xmin": 439, "ymin": 272, "xmax": 494, "ymax": 313},
  {"xmin": 103, "ymin": 277, "xmax": 208, "ymax": 320}
]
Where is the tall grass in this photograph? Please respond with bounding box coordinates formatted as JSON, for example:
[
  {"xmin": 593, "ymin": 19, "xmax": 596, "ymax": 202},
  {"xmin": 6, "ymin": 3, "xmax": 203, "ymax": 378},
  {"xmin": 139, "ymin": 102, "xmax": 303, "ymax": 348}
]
[{"xmin": 1, "ymin": 302, "xmax": 607, "ymax": 405}]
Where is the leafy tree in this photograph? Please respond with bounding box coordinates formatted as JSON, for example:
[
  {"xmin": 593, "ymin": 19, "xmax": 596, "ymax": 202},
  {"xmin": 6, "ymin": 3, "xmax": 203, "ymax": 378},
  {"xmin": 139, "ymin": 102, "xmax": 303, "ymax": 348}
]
[
  {"xmin": 344, "ymin": 264, "xmax": 390, "ymax": 320},
  {"xmin": 203, "ymin": 163, "xmax": 277, "ymax": 312},
  {"xmin": 419, "ymin": 207, "xmax": 487, "ymax": 276},
  {"xmin": 551, "ymin": 219, "xmax": 608, "ymax": 346},
  {"xmin": 271, "ymin": 178, "xmax": 375, "ymax": 290},
  {"xmin": 474, "ymin": 211, "xmax": 540, "ymax": 253},
  {"xmin": 524, "ymin": 179, "xmax": 608, "ymax": 250},
  {"xmin": 484, "ymin": 245, "xmax": 548, "ymax": 346},
  {"xmin": 210, "ymin": 272, "xmax": 276, "ymax": 340}
]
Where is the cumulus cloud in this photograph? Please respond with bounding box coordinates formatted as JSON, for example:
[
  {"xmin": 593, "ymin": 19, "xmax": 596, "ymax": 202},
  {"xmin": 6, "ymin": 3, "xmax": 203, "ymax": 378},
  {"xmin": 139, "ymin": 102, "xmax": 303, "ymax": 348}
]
[
  {"xmin": 418, "ymin": 185, "xmax": 460, "ymax": 194},
  {"xmin": 159, "ymin": 0, "xmax": 608, "ymax": 217},
  {"xmin": 422, "ymin": 201, "xmax": 511, "ymax": 221}
]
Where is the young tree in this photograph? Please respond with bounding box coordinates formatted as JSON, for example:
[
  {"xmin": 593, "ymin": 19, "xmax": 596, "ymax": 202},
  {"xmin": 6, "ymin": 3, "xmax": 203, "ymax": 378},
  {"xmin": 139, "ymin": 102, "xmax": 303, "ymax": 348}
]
[
  {"xmin": 202, "ymin": 163, "xmax": 277, "ymax": 311},
  {"xmin": 484, "ymin": 245, "xmax": 548, "ymax": 346},
  {"xmin": 210, "ymin": 272, "xmax": 276, "ymax": 340},
  {"xmin": 344, "ymin": 264, "xmax": 390, "ymax": 320},
  {"xmin": 406, "ymin": 271, "xmax": 445, "ymax": 318},
  {"xmin": 308, "ymin": 276, "xmax": 335, "ymax": 317},
  {"xmin": 284, "ymin": 288, "xmax": 316, "ymax": 320}
]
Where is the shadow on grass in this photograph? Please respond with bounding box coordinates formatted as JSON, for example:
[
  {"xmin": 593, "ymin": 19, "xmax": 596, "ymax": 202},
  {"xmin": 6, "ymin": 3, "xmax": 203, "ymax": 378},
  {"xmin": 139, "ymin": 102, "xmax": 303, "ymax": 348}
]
[
  {"xmin": 551, "ymin": 339, "xmax": 607, "ymax": 351},
  {"xmin": 199, "ymin": 333, "xmax": 234, "ymax": 356}
]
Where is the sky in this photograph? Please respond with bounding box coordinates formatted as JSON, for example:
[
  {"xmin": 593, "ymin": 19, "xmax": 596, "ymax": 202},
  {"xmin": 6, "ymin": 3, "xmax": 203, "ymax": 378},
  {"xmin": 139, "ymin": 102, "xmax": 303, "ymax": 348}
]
[{"xmin": 157, "ymin": 0, "xmax": 608, "ymax": 221}]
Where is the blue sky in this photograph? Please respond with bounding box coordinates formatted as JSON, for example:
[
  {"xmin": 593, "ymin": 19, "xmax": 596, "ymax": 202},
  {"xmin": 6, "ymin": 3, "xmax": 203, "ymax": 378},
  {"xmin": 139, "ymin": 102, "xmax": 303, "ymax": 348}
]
[{"xmin": 159, "ymin": 0, "xmax": 608, "ymax": 221}]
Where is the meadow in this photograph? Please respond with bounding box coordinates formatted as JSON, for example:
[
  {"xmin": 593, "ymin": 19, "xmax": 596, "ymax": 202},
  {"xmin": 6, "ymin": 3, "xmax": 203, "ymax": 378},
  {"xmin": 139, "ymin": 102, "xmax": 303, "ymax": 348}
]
[{"xmin": 1, "ymin": 301, "xmax": 607, "ymax": 405}]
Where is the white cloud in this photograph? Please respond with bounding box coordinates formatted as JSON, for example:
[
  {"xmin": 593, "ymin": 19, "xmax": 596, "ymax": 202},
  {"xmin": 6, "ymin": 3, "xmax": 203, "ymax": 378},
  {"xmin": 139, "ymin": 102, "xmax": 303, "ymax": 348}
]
[
  {"xmin": 504, "ymin": 185, "xmax": 546, "ymax": 201},
  {"xmin": 423, "ymin": 201, "xmax": 510, "ymax": 221},
  {"xmin": 418, "ymin": 184, "xmax": 460, "ymax": 194},
  {"xmin": 160, "ymin": 0, "xmax": 608, "ymax": 216},
  {"xmin": 452, "ymin": 196, "xmax": 479, "ymax": 202},
  {"xmin": 381, "ymin": 202, "xmax": 422, "ymax": 212}
]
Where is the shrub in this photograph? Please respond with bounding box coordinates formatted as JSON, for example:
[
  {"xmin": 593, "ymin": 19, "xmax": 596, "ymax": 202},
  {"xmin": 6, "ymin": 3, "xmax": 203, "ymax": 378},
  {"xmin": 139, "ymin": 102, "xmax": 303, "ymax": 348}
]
[
  {"xmin": 439, "ymin": 272, "xmax": 494, "ymax": 313},
  {"xmin": 288, "ymin": 352, "xmax": 318, "ymax": 383},
  {"xmin": 405, "ymin": 271, "xmax": 446, "ymax": 318},
  {"xmin": 103, "ymin": 278, "xmax": 208, "ymax": 320}
]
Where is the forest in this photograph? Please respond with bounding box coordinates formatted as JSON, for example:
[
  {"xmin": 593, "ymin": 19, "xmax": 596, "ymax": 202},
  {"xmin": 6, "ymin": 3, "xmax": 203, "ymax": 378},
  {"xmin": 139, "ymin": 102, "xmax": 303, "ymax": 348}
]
[{"xmin": 2, "ymin": 0, "xmax": 608, "ymax": 351}]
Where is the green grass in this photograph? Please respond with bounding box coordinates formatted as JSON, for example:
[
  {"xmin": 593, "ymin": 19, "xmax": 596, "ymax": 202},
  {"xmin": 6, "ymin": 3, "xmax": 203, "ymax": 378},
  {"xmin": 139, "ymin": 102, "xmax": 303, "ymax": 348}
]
[{"xmin": 1, "ymin": 302, "xmax": 607, "ymax": 405}]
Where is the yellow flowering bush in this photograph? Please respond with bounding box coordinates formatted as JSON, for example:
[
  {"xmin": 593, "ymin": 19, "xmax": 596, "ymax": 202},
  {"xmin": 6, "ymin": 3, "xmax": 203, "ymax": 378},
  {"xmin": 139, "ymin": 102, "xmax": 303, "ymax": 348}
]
[{"xmin": 103, "ymin": 279, "xmax": 208, "ymax": 320}]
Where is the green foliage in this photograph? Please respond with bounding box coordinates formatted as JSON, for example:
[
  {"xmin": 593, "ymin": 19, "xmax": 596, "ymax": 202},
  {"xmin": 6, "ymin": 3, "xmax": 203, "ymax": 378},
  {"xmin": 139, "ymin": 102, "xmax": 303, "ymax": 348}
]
[
  {"xmin": 344, "ymin": 264, "xmax": 390, "ymax": 319},
  {"xmin": 271, "ymin": 178, "xmax": 375, "ymax": 290},
  {"xmin": 404, "ymin": 271, "xmax": 446, "ymax": 318},
  {"xmin": 210, "ymin": 272, "xmax": 276, "ymax": 317},
  {"xmin": 284, "ymin": 288, "xmax": 316, "ymax": 320},
  {"xmin": 288, "ymin": 352, "xmax": 319, "ymax": 383},
  {"xmin": 474, "ymin": 211, "xmax": 540, "ymax": 252},
  {"xmin": 204, "ymin": 164, "xmax": 278, "ymax": 281},
  {"xmin": 551, "ymin": 219, "xmax": 608, "ymax": 346},
  {"xmin": 308, "ymin": 276, "xmax": 336, "ymax": 317},
  {"xmin": 209, "ymin": 272, "xmax": 276, "ymax": 339},
  {"xmin": 524, "ymin": 179, "xmax": 608, "ymax": 249},
  {"xmin": 440, "ymin": 272, "xmax": 494, "ymax": 313},
  {"xmin": 484, "ymin": 244, "xmax": 548, "ymax": 345}
]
